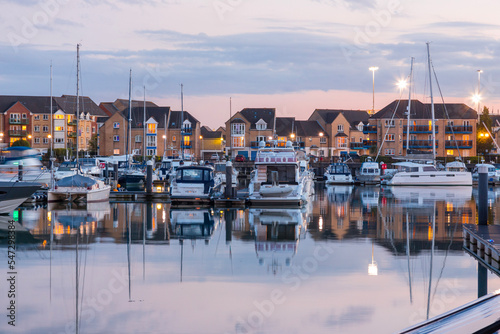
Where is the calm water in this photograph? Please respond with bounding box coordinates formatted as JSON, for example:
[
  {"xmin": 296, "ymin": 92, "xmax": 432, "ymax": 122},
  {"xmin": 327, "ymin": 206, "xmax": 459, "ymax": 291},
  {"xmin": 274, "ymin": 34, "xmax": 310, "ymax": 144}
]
[{"xmin": 1, "ymin": 184, "xmax": 500, "ymax": 334}]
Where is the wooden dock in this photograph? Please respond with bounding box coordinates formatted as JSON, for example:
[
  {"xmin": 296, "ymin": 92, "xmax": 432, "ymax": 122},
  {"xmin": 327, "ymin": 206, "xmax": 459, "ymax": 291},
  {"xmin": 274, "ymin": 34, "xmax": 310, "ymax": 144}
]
[
  {"xmin": 109, "ymin": 190, "xmax": 171, "ymax": 201},
  {"xmin": 463, "ymin": 224, "xmax": 500, "ymax": 275}
]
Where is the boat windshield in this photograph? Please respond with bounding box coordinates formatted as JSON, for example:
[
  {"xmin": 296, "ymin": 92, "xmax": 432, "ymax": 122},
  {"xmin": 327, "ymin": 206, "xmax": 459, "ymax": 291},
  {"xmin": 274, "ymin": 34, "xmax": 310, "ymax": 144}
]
[
  {"xmin": 176, "ymin": 168, "xmax": 212, "ymax": 182},
  {"xmin": 79, "ymin": 158, "xmax": 97, "ymax": 166},
  {"xmin": 214, "ymin": 164, "xmax": 226, "ymax": 173},
  {"xmin": 330, "ymin": 164, "xmax": 350, "ymax": 174},
  {"xmin": 58, "ymin": 162, "xmax": 78, "ymax": 171},
  {"xmin": 266, "ymin": 165, "xmax": 296, "ymax": 183},
  {"xmin": 362, "ymin": 168, "xmax": 379, "ymax": 174}
]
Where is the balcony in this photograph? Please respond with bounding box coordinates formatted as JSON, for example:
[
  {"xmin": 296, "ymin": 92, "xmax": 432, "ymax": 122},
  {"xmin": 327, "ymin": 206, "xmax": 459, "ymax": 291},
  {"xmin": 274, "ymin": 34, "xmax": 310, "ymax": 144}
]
[
  {"xmin": 250, "ymin": 141, "xmax": 260, "ymax": 149},
  {"xmin": 181, "ymin": 142, "xmax": 192, "ymax": 149},
  {"xmin": 68, "ymin": 132, "xmax": 77, "ymax": 137},
  {"xmin": 181, "ymin": 127, "xmax": 192, "ymax": 135},
  {"xmin": 363, "ymin": 125, "xmax": 377, "ymax": 134},
  {"xmin": 350, "ymin": 142, "xmax": 364, "ymax": 150},
  {"xmin": 293, "ymin": 141, "xmax": 305, "ymax": 149},
  {"xmin": 68, "ymin": 120, "xmax": 77, "ymax": 126},
  {"xmin": 9, "ymin": 119, "xmax": 28, "ymax": 125},
  {"xmin": 445, "ymin": 125, "xmax": 473, "ymax": 133},
  {"xmin": 403, "ymin": 125, "xmax": 439, "ymax": 134},
  {"xmin": 403, "ymin": 140, "xmax": 439, "ymax": 149},
  {"xmin": 445, "ymin": 140, "xmax": 473, "ymax": 149},
  {"xmin": 362, "ymin": 139, "xmax": 377, "ymax": 148},
  {"xmin": 9, "ymin": 130, "xmax": 27, "ymax": 137}
]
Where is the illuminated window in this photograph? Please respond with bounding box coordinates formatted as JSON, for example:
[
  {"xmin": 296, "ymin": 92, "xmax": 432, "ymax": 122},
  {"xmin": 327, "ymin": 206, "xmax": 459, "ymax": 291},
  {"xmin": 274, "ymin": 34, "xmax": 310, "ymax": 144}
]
[
  {"xmin": 55, "ymin": 126, "xmax": 64, "ymax": 131},
  {"xmin": 172, "ymin": 135, "xmax": 176, "ymax": 142},
  {"xmin": 231, "ymin": 123, "xmax": 245, "ymax": 135},
  {"xmin": 22, "ymin": 125, "xmax": 26, "ymax": 131},
  {"xmin": 147, "ymin": 123, "xmax": 157, "ymax": 134},
  {"xmin": 55, "ymin": 114, "xmax": 64, "ymax": 120},
  {"xmin": 337, "ymin": 137, "xmax": 347, "ymax": 148},
  {"xmin": 385, "ymin": 134, "xmax": 395, "ymax": 141},
  {"xmin": 183, "ymin": 136, "xmax": 190, "ymax": 146},
  {"xmin": 113, "ymin": 149, "xmax": 120, "ymax": 155},
  {"xmin": 232, "ymin": 137, "xmax": 244, "ymax": 148},
  {"xmin": 446, "ymin": 150, "xmax": 453, "ymax": 156}
]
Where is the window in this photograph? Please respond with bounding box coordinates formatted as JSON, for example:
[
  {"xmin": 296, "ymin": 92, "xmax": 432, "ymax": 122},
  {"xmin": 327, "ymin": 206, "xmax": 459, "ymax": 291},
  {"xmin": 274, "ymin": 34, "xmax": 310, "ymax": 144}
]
[
  {"xmin": 256, "ymin": 136, "xmax": 266, "ymax": 142},
  {"xmin": 42, "ymin": 126, "xmax": 48, "ymax": 132},
  {"xmin": 34, "ymin": 115, "xmax": 40, "ymax": 120},
  {"xmin": 80, "ymin": 138, "xmax": 84, "ymax": 145},
  {"xmin": 146, "ymin": 149, "xmax": 156, "ymax": 156},
  {"xmin": 464, "ymin": 120, "xmax": 470, "ymax": 126},
  {"xmin": 55, "ymin": 138, "xmax": 64, "ymax": 144},
  {"xmin": 113, "ymin": 149, "xmax": 120, "ymax": 155},
  {"xmin": 385, "ymin": 149, "xmax": 395, "ymax": 155},
  {"xmin": 113, "ymin": 122, "xmax": 120, "ymax": 129},
  {"xmin": 34, "ymin": 138, "xmax": 40, "ymax": 144},
  {"xmin": 22, "ymin": 114, "xmax": 27, "ymax": 119},
  {"xmin": 42, "ymin": 138, "xmax": 48, "ymax": 144},
  {"xmin": 297, "ymin": 137, "xmax": 302, "ymax": 142},
  {"xmin": 147, "ymin": 136, "xmax": 157, "ymax": 147},
  {"xmin": 113, "ymin": 135, "xmax": 119, "ymax": 142},
  {"xmin": 172, "ymin": 135, "xmax": 176, "ymax": 142},
  {"xmin": 147, "ymin": 123, "xmax": 157, "ymax": 134},
  {"xmin": 447, "ymin": 121, "xmax": 454, "ymax": 126},
  {"xmin": 359, "ymin": 137, "xmax": 363, "ymax": 142},
  {"xmin": 337, "ymin": 124, "xmax": 344, "ymax": 132},
  {"xmin": 357, "ymin": 123, "xmax": 363, "ymax": 131},
  {"xmin": 92, "ymin": 127, "xmax": 96, "ymax": 134},
  {"xmin": 231, "ymin": 123, "xmax": 245, "ymax": 135},
  {"xmin": 182, "ymin": 136, "xmax": 190, "ymax": 147},
  {"xmin": 232, "ymin": 137, "xmax": 245, "ymax": 148},
  {"xmin": 256, "ymin": 123, "xmax": 266, "ymax": 131},
  {"xmin": 351, "ymin": 137, "xmax": 355, "ymax": 143},
  {"xmin": 385, "ymin": 120, "xmax": 395, "ymax": 127},
  {"xmin": 43, "ymin": 115, "xmax": 49, "ymax": 120},
  {"xmin": 463, "ymin": 135, "xmax": 469, "ymax": 141},
  {"xmin": 10, "ymin": 114, "xmax": 20, "ymax": 121},
  {"xmin": 320, "ymin": 137, "xmax": 326, "ymax": 144},
  {"xmin": 55, "ymin": 126, "xmax": 64, "ymax": 131},
  {"xmin": 86, "ymin": 126, "xmax": 90, "ymax": 133},
  {"xmin": 34, "ymin": 126, "xmax": 40, "ymax": 132},
  {"xmin": 55, "ymin": 114, "xmax": 64, "ymax": 120},
  {"xmin": 447, "ymin": 150, "xmax": 454, "ymax": 156},
  {"xmin": 135, "ymin": 135, "xmax": 142, "ymax": 143},
  {"xmin": 337, "ymin": 137, "xmax": 347, "ymax": 148},
  {"xmin": 385, "ymin": 134, "xmax": 395, "ymax": 141}
]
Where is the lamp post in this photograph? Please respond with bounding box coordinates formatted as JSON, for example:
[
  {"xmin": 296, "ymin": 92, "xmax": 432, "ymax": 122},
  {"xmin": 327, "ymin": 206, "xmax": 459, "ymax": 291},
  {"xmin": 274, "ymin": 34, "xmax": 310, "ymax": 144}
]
[
  {"xmin": 369, "ymin": 66, "xmax": 379, "ymax": 114},
  {"xmin": 199, "ymin": 135, "xmax": 203, "ymax": 161},
  {"xmin": 319, "ymin": 132, "xmax": 324, "ymax": 159},
  {"xmin": 290, "ymin": 133, "xmax": 295, "ymax": 148},
  {"xmin": 28, "ymin": 134, "xmax": 32, "ymax": 147}
]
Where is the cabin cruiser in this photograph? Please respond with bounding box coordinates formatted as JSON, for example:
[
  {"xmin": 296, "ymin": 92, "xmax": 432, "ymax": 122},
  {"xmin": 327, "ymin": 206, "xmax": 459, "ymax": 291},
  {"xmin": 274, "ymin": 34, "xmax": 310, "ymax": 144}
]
[
  {"xmin": 79, "ymin": 158, "xmax": 102, "ymax": 177},
  {"xmin": 213, "ymin": 161, "xmax": 238, "ymax": 185},
  {"xmin": 48, "ymin": 174, "xmax": 111, "ymax": 203},
  {"xmin": 445, "ymin": 159, "xmax": 468, "ymax": 172},
  {"xmin": 472, "ymin": 162, "xmax": 498, "ymax": 184},
  {"xmin": 170, "ymin": 165, "xmax": 221, "ymax": 203},
  {"xmin": 387, "ymin": 161, "xmax": 472, "ymax": 186},
  {"xmin": 54, "ymin": 161, "xmax": 81, "ymax": 180},
  {"xmin": 324, "ymin": 162, "xmax": 353, "ymax": 184},
  {"xmin": 356, "ymin": 157, "xmax": 380, "ymax": 185},
  {"xmin": 248, "ymin": 141, "xmax": 314, "ymax": 206},
  {"xmin": 0, "ymin": 180, "xmax": 42, "ymax": 214}
]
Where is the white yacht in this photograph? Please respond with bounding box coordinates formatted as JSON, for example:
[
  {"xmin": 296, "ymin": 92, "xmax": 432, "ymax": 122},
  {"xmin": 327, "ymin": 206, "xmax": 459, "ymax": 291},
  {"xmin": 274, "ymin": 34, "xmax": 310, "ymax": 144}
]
[
  {"xmin": 324, "ymin": 162, "xmax": 353, "ymax": 184},
  {"xmin": 213, "ymin": 161, "xmax": 238, "ymax": 186},
  {"xmin": 248, "ymin": 141, "xmax": 314, "ymax": 206},
  {"xmin": 472, "ymin": 162, "xmax": 498, "ymax": 184},
  {"xmin": 445, "ymin": 159, "xmax": 468, "ymax": 172},
  {"xmin": 0, "ymin": 180, "xmax": 41, "ymax": 214},
  {"xmin": 387, "ymin": 161, "xmax": 472, "ymax": 186},
  {"xmin": 170, "ymin": 165, "xmax": 221, "ymax": 203},
  {"xmin": 79, "ymin": 158, "xmax": 102, "ymax": 177},
  {"xmin": 356, "ymin": 158, "xmax": 380, "ymax": 185},
  {"xmin": 54, "ymin": 161, "xmax": 80, "ymax": 180},
  {"xmin": 48, "ymin": 174, "xmax": 111, "ymax": 203}
]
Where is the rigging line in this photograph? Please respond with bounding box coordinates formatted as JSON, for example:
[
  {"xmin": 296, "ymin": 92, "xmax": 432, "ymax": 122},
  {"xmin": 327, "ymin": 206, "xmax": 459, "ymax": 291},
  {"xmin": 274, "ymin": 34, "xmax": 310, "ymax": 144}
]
[
  {"xmin": 431, "ymin": 62, "xmax": 462, "ymax": 161},
  {"xmin": 79, "ymin": 223, "xmax": 90, "ymax": 328},
  {"xmin": 375, "ymin": 83, "xmax": 407, "ymax": 161}
]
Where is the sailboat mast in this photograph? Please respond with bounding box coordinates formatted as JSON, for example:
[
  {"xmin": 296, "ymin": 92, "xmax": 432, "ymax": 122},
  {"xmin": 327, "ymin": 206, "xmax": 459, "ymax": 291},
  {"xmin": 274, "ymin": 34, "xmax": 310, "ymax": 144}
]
[
  {"xmin": 181, "ymin": 84, "xmax": 184, "ymax": 160},
  {"xmin": 50, "ymin": 62, "xmax": 53, "ymax": 158},
  {"xmin": 427, "ymin": 42, "xmax": 436, "ymax": 163},
  {"xmin": 143, "ymin": 86, "xmax": 146, "ymax": 162},
  {"xmin": 229, "ymin": 97, "xmax": 232, "ymax": 160},
  {"xmin": 406, "ymin": 57, "xmax": 414, "ymax": 154},
  {"xmin": 76, "ymin": 44, "xmax": 80, "ymax": 166},
  {"xmin": 126, "ymin": 69, "xmax": 132, "ymax": 167}
]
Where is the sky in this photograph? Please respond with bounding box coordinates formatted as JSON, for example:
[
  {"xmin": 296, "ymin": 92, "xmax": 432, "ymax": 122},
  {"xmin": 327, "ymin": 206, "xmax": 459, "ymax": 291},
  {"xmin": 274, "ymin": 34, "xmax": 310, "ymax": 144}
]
[{"xmin": 1, "ymin": 0, "xmax": 500, "ymax": 128}]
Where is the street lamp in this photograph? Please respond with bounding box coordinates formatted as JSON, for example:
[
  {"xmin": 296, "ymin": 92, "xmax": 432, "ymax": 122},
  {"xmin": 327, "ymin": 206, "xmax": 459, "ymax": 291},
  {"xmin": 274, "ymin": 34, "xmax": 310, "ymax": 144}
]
[
  {"xmin": 162, "ymin": 135, "xmax": 166, "ymax": 158},
  {"xmin": 28, "ymin": 134, "xmax": 32, "ymax": 147},
  {"xmin": 319, "ymin": 132, "xmax": 324, "ymax": 158},
  {"xmin": 199, "ymin": 135, "xmax": 203, "ymax": 160},
  {"xmin": 369, "ymin": 66, "xmax": 379, "ymax": 114}
]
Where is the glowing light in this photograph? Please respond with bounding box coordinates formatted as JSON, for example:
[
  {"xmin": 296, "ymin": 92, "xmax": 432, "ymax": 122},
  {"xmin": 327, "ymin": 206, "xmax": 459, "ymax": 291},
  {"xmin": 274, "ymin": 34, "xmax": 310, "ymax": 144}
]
[
  {"xmin": 368, "ymin": 262, "xmax": 378, "ymax": 276},
  {"xmin": 156, "ymin": 203, "xmax": 162, "ymax": 210},
  {"xmin": 319, "ymin": 216, "xmax": 323, "ymax": 231},
  {"xmin": 472, "ymin": 94, "xmax": 481, "ymax": 104},
  {"xmin": 396, "ymin": 79, "xmax": 407, "ymax": 90}
]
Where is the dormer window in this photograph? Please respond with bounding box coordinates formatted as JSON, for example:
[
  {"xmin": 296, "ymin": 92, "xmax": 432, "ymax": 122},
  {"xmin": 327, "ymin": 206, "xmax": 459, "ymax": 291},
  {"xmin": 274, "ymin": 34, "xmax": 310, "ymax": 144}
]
[
  {"xmin": 357, "ymin": 123, "xmax": 363, "ymax": 131},
  {"xmin": 256, "ymin": 118, "xmax": 267, "ymax": 131},
  {"xmin": 338, "ymin": 124, "xmax": 344, "ymax": 132}
]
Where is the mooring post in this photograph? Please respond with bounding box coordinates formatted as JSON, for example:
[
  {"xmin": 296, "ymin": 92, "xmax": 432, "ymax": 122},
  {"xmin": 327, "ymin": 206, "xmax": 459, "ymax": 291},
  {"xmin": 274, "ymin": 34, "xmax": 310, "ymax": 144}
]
[
  {"xmin": 146, "ymin": 160, "xmax": 153, "ymax": 194},
  {"xmin": 18, "ymin": 160, "xmax": 23, "ymax": 181},
  {"xmin": 225, "ymin": 160, "xmax": 233, "ymax": 198},
  {"xmin": 478, "ymin": 165, "xmax": 488, "ymax": 225},
  {"xmin": 225, "ymin": 209, "xmax": 234, "ymax": 243},
  {"xmin": 113, "ymin": 161, "xmax": 118, "ymax": 190}
]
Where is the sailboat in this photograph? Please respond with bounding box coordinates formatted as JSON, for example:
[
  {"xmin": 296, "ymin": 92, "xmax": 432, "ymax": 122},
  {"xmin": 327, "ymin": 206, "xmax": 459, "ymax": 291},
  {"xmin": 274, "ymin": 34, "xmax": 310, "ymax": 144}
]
[
  {"xmin": 48, "ymin": 45, "xmax": 111, "ymax": 202},
  {"xmin": 387, "ymin": 44, "xmax": 472, "ymax": 186}
]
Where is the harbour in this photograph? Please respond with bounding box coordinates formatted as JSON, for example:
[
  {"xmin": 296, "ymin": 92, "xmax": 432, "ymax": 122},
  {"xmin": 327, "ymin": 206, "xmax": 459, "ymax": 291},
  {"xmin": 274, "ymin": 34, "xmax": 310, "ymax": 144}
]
[{"xmin": 2, "ymin": 182, "xmax": 500, "ymax": 333}]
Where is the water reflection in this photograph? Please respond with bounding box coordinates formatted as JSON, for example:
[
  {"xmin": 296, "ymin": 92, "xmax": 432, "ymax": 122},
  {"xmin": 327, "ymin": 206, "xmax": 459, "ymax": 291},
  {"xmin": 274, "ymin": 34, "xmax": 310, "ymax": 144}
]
[{"xmin": 2, "ymin": 185, "xmax": 500, "ymax": 333}]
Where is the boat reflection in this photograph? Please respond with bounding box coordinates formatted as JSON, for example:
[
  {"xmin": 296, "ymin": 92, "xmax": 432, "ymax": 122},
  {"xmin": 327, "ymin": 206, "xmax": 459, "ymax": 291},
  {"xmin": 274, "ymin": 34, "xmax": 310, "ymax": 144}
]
[
  {"xmin": 383, "ymin": 186, "xmax": 473, "ymax": 207},
  {"xmin": 249, "ymin": 207, "xmax": 309, "ymax": 274},
  {"xmin": 170, "ymin": 208, "xmax": 216, "ymax": 242},
  {"xmin": 325, "ymin": 185, "xmax": 353, "ymax": 203}
]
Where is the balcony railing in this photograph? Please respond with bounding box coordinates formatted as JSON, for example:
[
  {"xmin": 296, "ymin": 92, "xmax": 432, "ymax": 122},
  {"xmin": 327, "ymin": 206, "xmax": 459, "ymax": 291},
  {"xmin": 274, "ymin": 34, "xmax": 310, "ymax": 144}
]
[
  {"xmin": 445, "ymin": 140, "xmax": 473, "ymax": 149},
  {"xmin": 250, "ymin": 141, "xmax": 260, "ymax": 149},
  {"xmin": 363, "ymin": 140, "xmax": 377, "ymax": 148},
  {"xmin": 9, "ymin": 119, "xmax": 28, "ymax": 125},
  {"xmin": 68, "ymin": 120, "xmax": 77, "ymax": 126},
  {"xmin": 403, "ymin": 140, "xmax": 438, "ymax": 148},
  {"xmin": 68, "ymin": 132, "xmax": 77, "ymax": 137},
  {"xmin": 445, "ymin": 125, "xmax": 473, "ymax": 133},
  {"xmin": 350, "ymin": 142, "xmax": 364, "ymax": 149},
  {"xmin": 363, "ymin": 125, "xmax": 377, "ymax": 134},
  {"xmin": 181, "ymin": 142, "xmax": 192, "ymax": 149},
  {"xmin": 181, "ymin": 127, "xmax": 192, "ymax": 135},
  {"xmin": 403, "ymin": 125, "xmax": 439, "ymax": 134},
  {"xmin": 9, "ymin": 130, "xmax": 27, "ymax": 137}
]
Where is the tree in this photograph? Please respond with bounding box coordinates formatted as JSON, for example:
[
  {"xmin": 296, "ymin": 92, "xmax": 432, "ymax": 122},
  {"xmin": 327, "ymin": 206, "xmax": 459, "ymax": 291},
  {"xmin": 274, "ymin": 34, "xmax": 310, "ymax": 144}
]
[
  {"xmin": 11, "ymin": 139, "xmax": 30, "ymax": 147},
  {"xmin": 477, "ymin": 106, "xmax": 494, "ymax": 155},
  {"xmin": 88, "ymin": 134, "xmax": 98, "ymax": 156}
]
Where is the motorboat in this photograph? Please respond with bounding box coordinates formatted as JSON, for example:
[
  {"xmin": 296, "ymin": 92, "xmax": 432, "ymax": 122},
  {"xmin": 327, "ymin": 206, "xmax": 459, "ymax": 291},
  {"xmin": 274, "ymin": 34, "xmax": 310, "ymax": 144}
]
[
  {"xmin": 170, "ymin": 165, "xmax": 220, "ymax": 203},
  {"xmin": 445, "ymin": 159, "xmax": 468, "ymax": 172},
  {"xmin": 54, "ymin": 161, "xmax": 80, "ymax": 180},
  {"xmin": 48, "ymin": 174, "xmax": 111, "ymax": 203},
  {"xmin": 248, "ymin": 141, "xmax": 314, "ymax": 207},
  {"xmin": 388, "ymin": 161, "xmax": 472, "ymax": 186},
  {"xmin": 213, "ymin": 161, "xmax": 238, "ymax": 185},
  {"xmin": 472, "ymin": 163, "xmax": 498, "ymax": 185},
  {"xmin": 0, "ymin": 151, "xmax": 51, "ymax": 187},
  {"xmin": 79, "ymin": 158, "xmax": 102, "ymax": 177},
  {"xmin": 324, "ymin": 162, "xmax": 353, "ymax": 184},
  {"xmin": 356, "ymin": 157, "xmax": 380, "ymax": 185},
  {"xmin": 0, "ymin": 180, "xmax": 42, "ymax": 214}
]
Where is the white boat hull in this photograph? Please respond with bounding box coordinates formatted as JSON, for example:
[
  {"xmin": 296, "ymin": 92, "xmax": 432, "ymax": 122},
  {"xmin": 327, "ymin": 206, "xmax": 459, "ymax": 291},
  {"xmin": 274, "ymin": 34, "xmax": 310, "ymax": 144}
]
[
  {"xmin": 0, "ymin": 197, "xmax": 29, "ymax": 214},
  {"xmin": 325, "ymin": 174, "xmax": 353, "ymax": 185},
  {"xmin": 48, "ymin": 185, "xmax": 111, "ymax": 202},
  {"xmin": 388, "ymin": 171, "xmax": 472, "ymax": 186}
]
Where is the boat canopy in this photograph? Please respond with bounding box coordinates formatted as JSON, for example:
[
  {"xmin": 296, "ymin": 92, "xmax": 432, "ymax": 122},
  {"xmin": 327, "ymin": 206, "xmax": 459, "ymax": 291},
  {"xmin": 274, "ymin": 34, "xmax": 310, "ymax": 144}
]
[{"xmin": 56, "ymin": 174, "xmax": 98, "ymax": 187}]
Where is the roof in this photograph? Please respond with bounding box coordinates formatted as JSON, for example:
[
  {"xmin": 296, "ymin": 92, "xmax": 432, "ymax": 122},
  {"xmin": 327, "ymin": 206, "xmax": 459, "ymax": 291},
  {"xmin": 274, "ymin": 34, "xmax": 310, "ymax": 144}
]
[
  {"xmin": 201, "ymin": 126, "xmax": 223, "ymax": 139},
  {"xmin": 99, "ymin": 99, "xmax": 158, "ymax": 116},
  {"xmin": 371, "ymin": 100, "xmax": 477, "ymax": 120},
  {"xmin": 54, "ymin": 95, "xmax": 106, "ymax": 117},
  {"xmin": 312, "ymin": 109, "xmax": 369, "ymax": 129},
  {"xmin": 239, "ymin": 108, "xmax": 275, "ymax": 129},
  {"xmin": 275, "ymin": 117, "xmax": 327, "ymax": 137},
  {"xmin": 120, "ymin": 107, "xmax": 200, "ymax": 129},
  {"xmin": 0, "ymin": 96, "xmax": 57, "ymax": 114}
]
